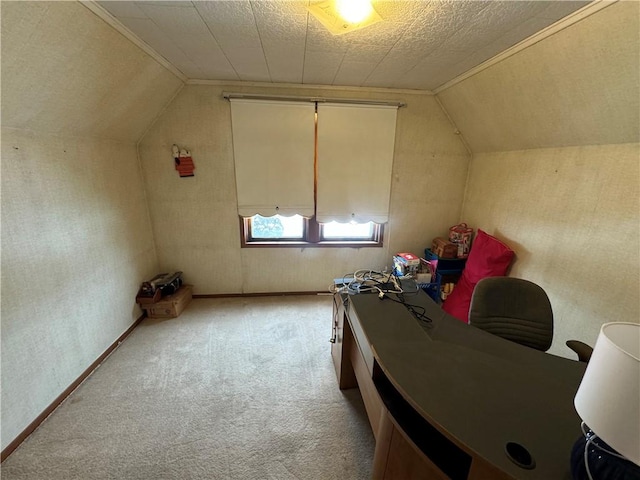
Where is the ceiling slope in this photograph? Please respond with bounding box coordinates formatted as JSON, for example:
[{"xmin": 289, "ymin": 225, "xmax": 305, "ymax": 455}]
[
  {"xmin": 1, "ymin": 1, "xmax": 184, "ymax": 142},
  {"xmin": 437, "ymin": 1, "xmax": 640, "ymax": 152}
]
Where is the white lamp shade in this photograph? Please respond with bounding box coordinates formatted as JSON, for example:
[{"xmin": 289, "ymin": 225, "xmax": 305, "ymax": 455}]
[{"xmin": 574, "ymin": 322, "xmax": 640, "ymax": 466}]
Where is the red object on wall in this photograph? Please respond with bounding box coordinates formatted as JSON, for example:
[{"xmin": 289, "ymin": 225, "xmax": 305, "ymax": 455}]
[{"xmin": 175, "ymin": 155, "xmax": 195, "ymax": 177}]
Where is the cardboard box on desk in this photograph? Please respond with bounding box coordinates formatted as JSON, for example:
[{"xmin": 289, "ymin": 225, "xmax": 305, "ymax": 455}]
[{"xmin": 141, "ymin": 285, "xmax": 193, "ymax": 319}]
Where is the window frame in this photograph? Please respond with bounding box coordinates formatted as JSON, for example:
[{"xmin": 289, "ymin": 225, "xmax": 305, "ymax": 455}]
[{"xmin": 240, "ymin": 215, "xmax": 384, "ymax": 248}]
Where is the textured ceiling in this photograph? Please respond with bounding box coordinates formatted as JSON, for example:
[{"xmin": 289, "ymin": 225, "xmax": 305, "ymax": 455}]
[{"xmin": 96, "ymin": 0, "xmax": 590, "ymax": 91}]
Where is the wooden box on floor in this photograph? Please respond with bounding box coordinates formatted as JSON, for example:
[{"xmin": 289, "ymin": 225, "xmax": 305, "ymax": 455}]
[{"xmin": 141, "ymin": 285, "xmax": 192, "ymax": 319}]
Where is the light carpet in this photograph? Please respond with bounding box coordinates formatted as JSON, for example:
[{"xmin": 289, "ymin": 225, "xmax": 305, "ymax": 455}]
[{"xmin": 1, "ymin": 295, "xmax": 374, "ymax": 479}]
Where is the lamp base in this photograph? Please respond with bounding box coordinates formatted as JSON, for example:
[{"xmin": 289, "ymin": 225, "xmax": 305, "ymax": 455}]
[{"xmin": 570, "ymin": 430, "xmax": 640, "ymax": 480}]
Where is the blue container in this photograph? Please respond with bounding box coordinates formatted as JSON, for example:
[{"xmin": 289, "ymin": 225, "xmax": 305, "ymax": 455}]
[
  {"xmin": 419, "ymin": 273, "xmax": 441, "ymax": 304},
  {"xmin": 424, "ymin": 249, "xmax": 468, "ymax": 274}
]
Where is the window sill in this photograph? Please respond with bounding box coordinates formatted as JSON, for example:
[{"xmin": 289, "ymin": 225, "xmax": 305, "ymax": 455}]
[{"xmin": 241, "ymin": 240, "xmax": 383, "ymax": 248}]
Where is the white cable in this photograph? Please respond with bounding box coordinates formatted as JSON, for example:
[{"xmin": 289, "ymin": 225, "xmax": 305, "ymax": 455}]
[
  {"xmin": 329, "ymin": 269, "xmax": 405, "ymax": 295},
  {"xmin": 581, "ymin": 421, "xmax": 630, "ymax": 480},
  {"xmin": 581, "ymin": 422, "xmax": 629, "ymax": 460},
  {"xmin": 584, "ymin": 432, "xmax": 595, "ymax": 480}
]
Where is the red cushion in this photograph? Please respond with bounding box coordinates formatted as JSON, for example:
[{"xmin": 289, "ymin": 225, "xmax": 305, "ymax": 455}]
[{"xmin": 442, "ymin": 229, "xmax": 515, "ymax": 322}]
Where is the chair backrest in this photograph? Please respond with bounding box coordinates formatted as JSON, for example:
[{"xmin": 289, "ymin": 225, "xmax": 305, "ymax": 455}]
[{"xmin": 469, "ymin": 277, "xmax": 553, "ymax": 351}]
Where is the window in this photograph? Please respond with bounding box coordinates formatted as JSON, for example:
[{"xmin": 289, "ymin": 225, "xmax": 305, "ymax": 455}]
[
  {"xmin": 321, "ymin": 220, "xmax": 375, "ymax": 239},
  {"xmin": 248, "ymin": 214, "xmax": 304, "ymax": 240},
  {"xmin": 241, "ymin": 215, "xmax": 383, "ymax": 247},
  {"xmin": 229, "ymin": 97, "xmax": 398, "ymax": 248}
]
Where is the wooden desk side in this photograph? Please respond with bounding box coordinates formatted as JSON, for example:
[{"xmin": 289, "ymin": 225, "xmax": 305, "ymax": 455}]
[{"xmin": 331, "ymin": 293, "xmax": 357, "ymax": 389}]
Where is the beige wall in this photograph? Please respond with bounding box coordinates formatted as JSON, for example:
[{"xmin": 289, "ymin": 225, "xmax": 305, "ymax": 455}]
[
  {"xmin": 461, "ymin": 145, "xmax": 639, "ymax": 357},
  {"xmin": 138, "ymin": 84, "xmax": 470, "ymax": 293},
  {"xmin": 438, "ymin": 1, "xmax": 640, "ymax": 358},
  {"xmin": 0, "ymin": 1, "xmax": 183, "ymax": 449}
]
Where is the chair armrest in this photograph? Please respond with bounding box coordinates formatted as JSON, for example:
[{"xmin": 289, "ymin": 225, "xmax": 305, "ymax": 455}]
[{"xmin": 566, "ymin": 340, "xmax": 593, "ymax": 363}]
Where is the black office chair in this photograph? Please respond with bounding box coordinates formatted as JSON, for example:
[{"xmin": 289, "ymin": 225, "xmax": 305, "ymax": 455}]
[
  {"xmin": 469, "ymin": 277, "xmax": 593, "ymax": 361},
  {"xmin": 565, "ymin": 340, "xmax": 593, "ymax": 363},
  {"xmin": 469, "ymin": 277, "xmax": 553, "ymax": 351}
]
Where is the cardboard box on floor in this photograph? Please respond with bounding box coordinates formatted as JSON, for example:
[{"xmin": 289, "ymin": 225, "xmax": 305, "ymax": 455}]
[{"xmin": 141, "ymin": 285, "xmax": 193, "ymax": 319}]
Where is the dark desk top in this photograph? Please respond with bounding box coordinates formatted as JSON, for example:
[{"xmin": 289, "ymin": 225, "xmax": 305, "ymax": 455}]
[{"xmin": 348, "ymin": 291, "xmax": 586, "ymax": 480}]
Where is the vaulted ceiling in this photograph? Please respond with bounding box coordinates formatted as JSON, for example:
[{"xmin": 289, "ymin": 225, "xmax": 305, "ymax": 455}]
[{"xmin": 96, "ymin": 0, "xmax": 590, "ymax": 91}]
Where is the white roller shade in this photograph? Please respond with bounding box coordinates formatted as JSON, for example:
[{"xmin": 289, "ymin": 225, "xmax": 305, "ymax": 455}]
[
  {"xmin": 316, "ymin": 103, "xmax": 397, "ymax": 224},
  {"xmin": 230, "ymin": 99, "xmax": 315, "ymax": 217}
]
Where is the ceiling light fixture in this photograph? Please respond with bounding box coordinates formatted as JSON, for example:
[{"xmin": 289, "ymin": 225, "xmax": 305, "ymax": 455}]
[
  {"xmin": 336, "ymin": 0, "xmax": 373, "ymax": 24},
  {"xmin": 308, "ymin": 0, "xmax": 382, "ymax": 36}
]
